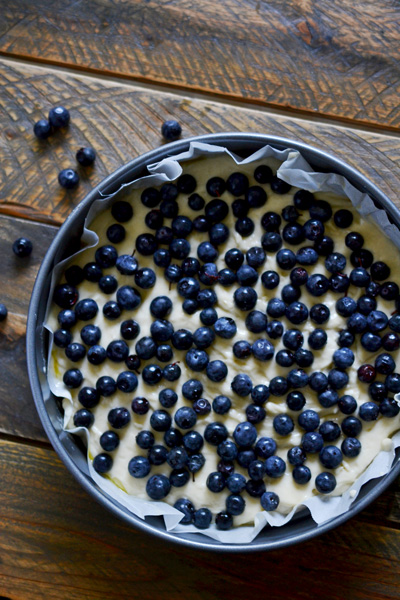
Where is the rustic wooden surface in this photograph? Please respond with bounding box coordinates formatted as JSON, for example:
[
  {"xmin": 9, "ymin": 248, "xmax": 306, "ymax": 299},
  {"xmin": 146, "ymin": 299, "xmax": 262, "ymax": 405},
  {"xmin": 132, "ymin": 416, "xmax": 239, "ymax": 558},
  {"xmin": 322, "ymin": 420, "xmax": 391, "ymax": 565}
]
[
  {"xmin": 1, "ymin": 2, "xmax": 400, "ymax": 596},
  {"xmin": 0, "ymin": 0, "xmax": 400, "ymax": 131}
]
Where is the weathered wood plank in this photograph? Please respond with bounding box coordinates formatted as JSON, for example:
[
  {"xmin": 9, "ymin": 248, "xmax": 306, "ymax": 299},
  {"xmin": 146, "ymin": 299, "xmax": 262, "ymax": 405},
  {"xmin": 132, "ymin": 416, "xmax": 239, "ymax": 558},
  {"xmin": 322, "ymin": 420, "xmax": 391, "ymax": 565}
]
[
  {"xmin": 0, "ymin": 438, "xmax": 399, "ymax": 600},
  {"xmin": 0, "ymin": 0, "xmax": 399, "ymax": 131},
  {"xmin": 1, "ymin": 60, "xmax": 400, "ymax": 228},
  {"xmin": 0, "ymin": 214, "xmax": 57, "ymax": 441}
]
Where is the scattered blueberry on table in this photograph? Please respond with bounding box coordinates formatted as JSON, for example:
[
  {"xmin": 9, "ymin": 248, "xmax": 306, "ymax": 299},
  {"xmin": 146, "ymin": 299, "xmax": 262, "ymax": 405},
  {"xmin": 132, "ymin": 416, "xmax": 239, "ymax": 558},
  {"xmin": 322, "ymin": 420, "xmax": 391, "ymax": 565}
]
[{"xmin": 12, "ymin": 237, "xmax": 33, "ymax": 257}]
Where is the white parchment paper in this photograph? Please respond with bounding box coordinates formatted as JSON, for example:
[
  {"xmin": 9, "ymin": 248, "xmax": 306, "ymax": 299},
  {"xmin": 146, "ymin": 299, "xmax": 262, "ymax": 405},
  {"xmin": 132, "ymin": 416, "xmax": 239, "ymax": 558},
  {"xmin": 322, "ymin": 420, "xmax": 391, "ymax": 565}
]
[{"xmin": 45, "ymin": 141, "xmax": 400, "ymax": 543}]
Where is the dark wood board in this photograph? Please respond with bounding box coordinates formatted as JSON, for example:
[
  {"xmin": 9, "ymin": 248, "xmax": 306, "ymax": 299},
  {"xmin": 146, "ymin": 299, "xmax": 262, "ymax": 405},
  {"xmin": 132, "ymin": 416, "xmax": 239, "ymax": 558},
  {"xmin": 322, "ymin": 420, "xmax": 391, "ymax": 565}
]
[
  {"xmin": 1, "ymin": 438, "xmax": 400, "ymax": 600},
  {"xmin": 0, "ymin": 1, "xmax": 399, "ymax": 131},
  {"xmin": 1, "ymin": 60, "xmax": 400, "ymax": 228}
]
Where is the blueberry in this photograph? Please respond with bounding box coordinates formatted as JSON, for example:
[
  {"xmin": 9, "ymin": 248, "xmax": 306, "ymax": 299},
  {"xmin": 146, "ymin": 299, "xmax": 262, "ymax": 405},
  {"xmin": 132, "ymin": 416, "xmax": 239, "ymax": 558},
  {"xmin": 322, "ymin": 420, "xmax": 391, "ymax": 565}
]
[
  {"xmin": 224, "ymin": 248, "xmax": 244, "ymax": 270},
  {"xmin": 185, "ymin": 348, "xmax": 209, "ymax": 371},
  {"xmin": 167, "ymin": 447, "xmax": 189, "ymax": 470},
  {"xmin": 58, "ymin": 168, "xmax": 79, "ymax": 189},
  {"xmin": 183, "ymin": 431, "xmax": 203, "ymax": 453},
  {"xmin": 380, "ymin": 399, "xmax": 400, "ymax": 418},
  {"xmin": 361, "ymin": 332, "xmax": 382, "ymax": 353},
  {"xmin": 93, "ymin": 453, "xmax": 113, "ymax": 474},
  {"xmin": 83, "ymin": 262, "xmax": 102, "ymax": 283},
  {"xmin": 87, "ymin": 345, "xmax": 107, "ymax": 365},
  {"xmin": 215, "ymin": 512, "xmax": 233, "ymax": 530},
  {"xmin": 65, "ymin": 342, "xmax": 86, "ymax": 362},
  {"xmin": 261, "ymin": 211, "xmax": 281, "ymax": 232},
  {"xmin": 204, "ymin": 422, "xmax": 228, "ymax": 446},
  {"xmin": 308, "ymin": 329, "xmax": 327, "ymax": 350},
  {"xmin": 338, "ymin": 330, "xmax": 355, "ymax": 348},
  {"xmin": 285, "ymin": 301, "xmax": 308, "ymax": 324},
  {"xmin": 108, "ymin": 407, "xmax": 131, "ymax": 429},
  {"xmin": 269, "ymin": 375, "xmax": 289, "ymax": 396},
  {"xmin": 303, "ymin": 219, "xmax": 324, "ymax": 241},
  {"xmin": 95, "ymin": 376, "xmax": 117, "ymax": 397},
  {"xmin": 135, "ymin": 267, "xmax": 156, "ymax": 289},
  {"xmin": 367, "ymin": 310, "xmax": 388, "ymax": 333},
  {"xmin": 215, "ymin": 317, "xmax": 237, "ymax": 339},
  {"xmin": 116, "ymin": 254, "xmax": 139, "ymax": 276},
  {"xmin": 302, "ymin": 432, "xmax": 324, "ymax": 453},
  {"xmin": 294, "ymin": 347, "xmax": 314, "ymax": 367},
  {"xmin": 286, "ymin": 391, "xmax": 306, "ymax": 411},
  {"xmin": 349, "ymin": 267, "xmax": 370, "ymax": 287},
  {"xmin": 80, "ymin": 324, "xmax": 101, "ymax": 346},
  {"xmin": 197, "ymin": 289, "xmax": 218, "ymax": 308},
  {"xmin": 309, "ymin": 304, "xmax": 330, "ymax": 325},
  {"xmin": 261, "ymin": 231, "xmax": 282, "ymax": 252},
  {"xmin": 282, "ymin": 223, "xmax": 305, "ymax": 246},
  {"xmin": 251, "ymin": 339, "xmax": 274, "ymax": 361},
  {"xmin": 231, "ymin": 198, "xmax": 248, "ymax": 218},
  {"xmin": 161, "ymin": 119, "xmax": 182, "ymax": 141},
  {"xmin": 246, "ymin": 185, "xmax": 267, "ymax": 208},
  {"xmin": 99, "ymin": 275, "xmax": 118, "ymax": 294},
  {"xmin": 57, "ymin": 309, "xmax": 77, "ymax": 329},
  {"xmin": 213, "ymin": 395, "xmax": 231, "ymax": 415},
  {"xmin": 33, "ymin": 118, "xmax": 52, "ymax": 139},
  {"xmin": 298, "ymin": 410, "xmax": 320, "ymax": 432},
  {"xmin": 245, "ymin": 311, "xmax": 267, "ymax": 334},
  {"xmin": 12, "ymin": 237, "xmax": 33, "ymax": 258},
  {"xmin": 333, "ymin": 348, "xmax": 354, "ymax": 369},
  {"xmin": 319, "ymin": 388, "xmax": 340, "ymax": 407},
  {"xmin": 270, "ymin": 176, "xmax": 291, "ymax": 194},
  {"xmin": 235, "ymin": 217, "xmax": 255, "ymax": 237},
  {"xmin": 193, "ymin": 398, "xmax": 211, "ymax": 415},
  {"xmin": 357, "ymin": 295, "xmax": 377, "ymax": 315},
  {"xmin": 344, "ymin": 231, "xmax": 364, "ymax": 251},
  {"xmin": 283, "ymin": 328, "xmax": 303, "ymax": 351},
  {"xmin": 226, "ymin": 494, "xmax": 246, "ymax": 516},
  {"xmin": 357, "ymin": 364, "xmax": 376, "ymax": 383},
  {"xmin": 306, "ymin": 273, "xmax": 330, "ymax": 296},
  {"xmin": 293, "ymin": 189, "xmax": 314, "ymax": 209},
  {"xmin": 174, "ymin": 407, "xmax": 197, "ymax": 430},
  {"xmin": 264, "ymin": 456, "xmax": 286, "ymax": 478},
  {"xmin": 350, "ymin": 249, "xmax": 374, "ymax": 269},
  {"xmin": 217, "ymin": 440, "xmax": 238, "ymax": 461},
  {"xmin": 225, "ymin": 474, "xmax": 246, "ymax": 495},
  {"xmin": 341, "ymin": 437, "xmax": 362, "ymax": 458},
  {"xmin": 370, "ymin": 261, "xmax": 390, "ymax": 281},
  {"xmin": 100, "ymin": 431, "xmax": 120, "ymax": 452},
  {"xmin": 287, "ymin": 446, "xmax": 306, "ymax": 466},
  {"xmin": 309, "ymin": 200, "xmax": 332, "ymax": 222},
  {"xmin": 245, "ymin": 248, "xmax": 265, "ymax": 271},
  {"xmin": 319, "ymin": 445, "xmax": 343, "ymax": 469},
  {"xmin": 150, "ymin": 296, "xmax": 172, "ymax": 319},
  {"xmin": 315, "ymin": 472, "xmax": 336, "ymax": 494},
  {"xmin": 375, "ymin": 353, "xmax": 396, "ymax": 374},
  {"xmin": 234, "ymin": 286, "xmax": 258, "ymax": 311},
  {"xmin": 248, "ymin": 459, "xmax": 265, "ymax": 481},
  {"xmin": 382, "ymin": 332, "xmax": 400, "ymax": 352},
  {"xmin": 48, "ymin": 106, "xmax": 70, "ymax": 127},
  {"xmin": 296, "ymin": 247, "xmax": 318, "ymax": 266},
  {"xmin": 63, "ymin": 368, "xmax": 83, "ymax": 389},
  {"xmin": 237, "ymin": 264, "xmax": 259, "ymax": 287},
  {"xmin": 253, "ymin": 164, "xmax": 272, "ymax": 183},
  {"xmin": 209, "ymin": 223, "xmax": 229, "ymax": 246},
  {"xmin": 281, "ymin": 284, "xmax": 301, "ymax": 304},
  {"xmin": 128, "ymin": 456, "xmax": 151, "ymax": 478},
  {"xmin": 341, "ymin": 416, "xmax": 362, "ymax": 437},
  {"xmin": 287, "ymin": 368, "xmax": 309, "ymax": 389},
  {"xmin": 150, "ymin": 319, "xmax": 174, "ymax": 342},
  {"xmin": 309, "ymin": 372, "xmax": 328, "ymax": 393},
  {"xmin": 204, "ymin": 198, "xmax": 229, "ymax": 223},
  {"xmin": 330, "ymin": 273, "xmax": 350, "ymax": 294},
  {"xmin": 163, "ymin": 363, "xmax": 181, "ymax": 381},
  {"xmin": 106, "ymin": 340, "xmax": 129, "ymax": 362},
  {"xmin": 193, "ymin": 507, "xmax": 212, "ymax": 529},
  {"xmin": 76, "ymin": 146, "xmax": 96, "ymax": 166},
  {"xmin": 182, "ymin": 378, "xmax": 203, "ymax": 400},
  {"xmin": 273, "ymin": 414, "xmax": 294, "ymax": 436},
  {"xmin": 146, "ymin": 474, "xmax": 171, "ymax": 499},
  {"xmin": 116, "ymin": 286, "xmax": 142, "ymax": 311},
  {"xmin": 359, "ymin": 401, "xmax": 379, "ymax": 421},
  {"xmin": 347, "ymin": 312, "xmax": 367, "ymax": 333},
  {"xmin": 290, "ymin": 267, "xmax": 308, "ymax": 287},
  {"xmin": 246, "ymin": 404, "xmax": 266, "ymax": 424},
  {"xmin": 369, "ymin": 381, "xmax": 387, "ymax": 401},
  {"xmin": 174, "ymin": 498, "xmax": 195, "ymax": 525},
  {"xmin": 233, "ymin": 421, "xmax": 257, "ymax": 447},
  {"xmin": 54, "ymin": 329, "xmax": 72, "ymax": 348},
  {"xmin": 164, "ymin": 428, "xmax": 183, "ymax": 448},
  {"xmin": 267, "ymin": 298, "xmax": 286, "ymax": 318},
  {"xmin": 231, "ymin": 374, "xmax": 253, "ymax": 397},
  {"xmin": 292, "ymin": 465, "xmax": 312, "ymax": 485},
  {"xmin": 266, "ymin": 320, "xmax": 284, "ymax": 340},
  {"xmin": 171, "ymin": 329, "xmax": 193, "ymax": 350},
  {"xmin": 73, "ymin": 408, "xmax": 94, "ymax": 428},
  {"xmin": 142, "ymin": 364, "xmax": 163, "ymax": 385},
  {"xmin": 386, "ymin": 373, "xmax": 400, "ymax": 393},
  {"xmin": 380, "ymin": 282, "xmax": 400, "ymax": 301},
  {"xmin": 116, "ymin": 371, "xmax": 138, "ymax": 393},
  {"xmin": 198, "ymin": 263, "xmax": 219, "ymax": 286},
  {"xmin": 134, "ymin": 337, "xmax": 156, "ymax": 361},
  {"xmin": 277, "ymin": 248, "xmax": 297, "ymax": 270},
  {"xmin": 136, "ymin": 430, "xmax": 154, "ymax": 450},
  {"xmin": 325, "ymin": 252, "xmax": 346, "ymax": 273},
  {"xmin": 193, "ymin": 326, "xmax": 215, "ymax": 349},
  {"xmin": 233, "ymin": 340, "xmax": 252, "ymax": 359},
  {"xmin": 319, "ymin": 421, "xmax": 341, "ymax": 443},
  {"xmin": 206, "ymin": 360, "xmax": 228, "ymax": 383},
  {"xmin": 218, "ymin": 268, "xmax": 237, "ymax": 286},
  {"xmin": 315, "ymin": 234, "xmax": 335, "ymax": 255}
]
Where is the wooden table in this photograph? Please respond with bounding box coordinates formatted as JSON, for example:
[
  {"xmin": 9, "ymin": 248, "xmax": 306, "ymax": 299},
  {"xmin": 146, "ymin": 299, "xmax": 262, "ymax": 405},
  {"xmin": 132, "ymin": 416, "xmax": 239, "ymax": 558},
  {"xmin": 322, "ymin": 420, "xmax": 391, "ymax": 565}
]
[{"xmin": 1, "ymin": 1, "xmax": 400, "ymax": 597}]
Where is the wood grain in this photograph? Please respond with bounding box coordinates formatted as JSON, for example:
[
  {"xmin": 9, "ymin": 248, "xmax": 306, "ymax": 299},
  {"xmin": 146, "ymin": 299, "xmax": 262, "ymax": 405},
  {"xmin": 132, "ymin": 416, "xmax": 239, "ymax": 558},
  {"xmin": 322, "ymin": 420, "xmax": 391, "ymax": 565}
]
[
  {"xmin": 1, "ymin": 438, "xmax": 400, "ymax": 600},
  {"xmin": 1, "ymin": 60, "xmax": 400, "ymax": 228},
  {"xmin": 0, "ymin": 215, "xmax": 56, "ymax": 441},
  {"xmin": 0, "ymin": 1, "xmax": 400, "ymax": 131}
]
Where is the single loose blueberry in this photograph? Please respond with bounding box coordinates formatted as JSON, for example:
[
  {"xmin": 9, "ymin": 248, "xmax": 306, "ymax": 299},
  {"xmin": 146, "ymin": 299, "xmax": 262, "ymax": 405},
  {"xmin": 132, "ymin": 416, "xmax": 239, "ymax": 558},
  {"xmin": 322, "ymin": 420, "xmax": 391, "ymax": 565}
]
[
  {"xmin": 76, "ymin": 147, "xmax": 96, "ymax": 166},
  {"xmin": 161, "ymin": 120, "xmax": 182, "ymax": 141},
  {"xmin": 58, "ymin": 169, "xmax": 79, "ymax": 189},
  {"xmin": 49, "ymin": 106, "xmax": 70, "ymax": 127},
  {"xmin": 33, "ymin": 119, "xmax": 52, "ymax": 139},
  {"xmin": 13, "ymin": 237, "xmax": 33, "ymax": 257}
]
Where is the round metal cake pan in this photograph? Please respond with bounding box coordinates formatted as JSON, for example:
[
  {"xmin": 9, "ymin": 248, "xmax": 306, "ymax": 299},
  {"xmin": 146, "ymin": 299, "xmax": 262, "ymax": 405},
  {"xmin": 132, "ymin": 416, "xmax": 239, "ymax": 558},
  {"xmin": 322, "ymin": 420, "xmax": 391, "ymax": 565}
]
[{"xmin": 27, "ymin": 133, "xmax": 400, "ymax": 552}]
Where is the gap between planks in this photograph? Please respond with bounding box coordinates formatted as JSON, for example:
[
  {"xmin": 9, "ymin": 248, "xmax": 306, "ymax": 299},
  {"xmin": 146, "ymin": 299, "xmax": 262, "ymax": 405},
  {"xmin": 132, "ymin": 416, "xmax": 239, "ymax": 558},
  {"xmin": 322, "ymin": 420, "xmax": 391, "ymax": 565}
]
[{"xmin": 2, "ymin": 55, "xmax": 400, "ymax": 141}]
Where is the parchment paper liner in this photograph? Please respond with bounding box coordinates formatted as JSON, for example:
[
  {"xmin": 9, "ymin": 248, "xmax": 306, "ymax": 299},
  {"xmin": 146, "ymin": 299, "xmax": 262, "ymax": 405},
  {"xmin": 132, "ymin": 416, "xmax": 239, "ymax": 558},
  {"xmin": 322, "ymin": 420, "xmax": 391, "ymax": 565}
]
[{"xmin": 44, "ymin": 142, "xmax": 400, "ymax": 544}]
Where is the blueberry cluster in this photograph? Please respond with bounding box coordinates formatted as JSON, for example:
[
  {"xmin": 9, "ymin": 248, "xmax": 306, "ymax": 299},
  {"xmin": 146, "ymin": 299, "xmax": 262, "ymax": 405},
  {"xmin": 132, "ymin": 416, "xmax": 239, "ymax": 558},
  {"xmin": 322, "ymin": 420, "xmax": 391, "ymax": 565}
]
[{"xmin": 53, "ymin": 162, "xmax": 400, "ymax": 531}]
